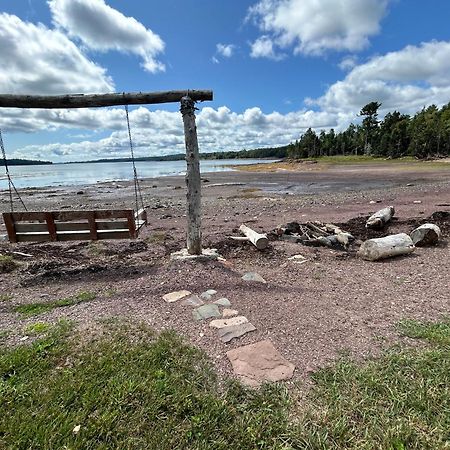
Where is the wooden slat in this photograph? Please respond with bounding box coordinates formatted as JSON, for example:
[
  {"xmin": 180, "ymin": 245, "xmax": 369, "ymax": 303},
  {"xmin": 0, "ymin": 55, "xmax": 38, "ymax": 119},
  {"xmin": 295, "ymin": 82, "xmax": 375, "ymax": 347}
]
[
  {"xmin": 45, "ymin": 212, "xmax": 57, "ymax": 241},
  {"xmin": 87, "ymin": 212, "xmax": 98, "ymax": 240},
  {"xmin": 16, "ymin": 229, "xmax": 132, "ymax": 242},
  {"xmin": 2, "ymin": 213, "xmax": 17, "ymax": 243},
  {"xmin": 55, "ymin": 220, "xmax": 129, "ymax": 231},
  {"xmin": 126, "ymin": 210, "xmax": 137, "ymax": 239},
  {"xmin": 53, "ymin": 210, "xmax": 133, "ymax": 221},
  {"xmin": 14, "ymin": 223, "xmax": 48, "ymax": 233}
]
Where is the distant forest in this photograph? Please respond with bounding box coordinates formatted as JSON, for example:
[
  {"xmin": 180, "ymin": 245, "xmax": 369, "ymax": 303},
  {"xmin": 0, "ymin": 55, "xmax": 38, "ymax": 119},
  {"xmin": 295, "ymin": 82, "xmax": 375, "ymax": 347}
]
[
  {"xmin": 0, "ymin": 158, "xmax": 52, "ymax": 166},
  {"xmin": 286, "ymin": 101, "xmax": 450, "ymax": 159}
]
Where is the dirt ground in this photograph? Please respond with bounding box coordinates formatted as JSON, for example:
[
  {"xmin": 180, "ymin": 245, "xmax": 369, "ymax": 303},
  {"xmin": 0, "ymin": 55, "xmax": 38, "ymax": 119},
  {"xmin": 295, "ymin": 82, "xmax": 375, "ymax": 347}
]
[{"xmin": 0, "ymin": 161, "xmax": 449, "ymax": 382}]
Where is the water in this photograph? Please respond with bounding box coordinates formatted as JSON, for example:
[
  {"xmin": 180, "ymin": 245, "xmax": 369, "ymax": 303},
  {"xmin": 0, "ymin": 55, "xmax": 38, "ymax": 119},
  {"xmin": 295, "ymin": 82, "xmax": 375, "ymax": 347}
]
[{"xmin": 0, "ymin": 159, "xmax": 276, "ymax": 189}]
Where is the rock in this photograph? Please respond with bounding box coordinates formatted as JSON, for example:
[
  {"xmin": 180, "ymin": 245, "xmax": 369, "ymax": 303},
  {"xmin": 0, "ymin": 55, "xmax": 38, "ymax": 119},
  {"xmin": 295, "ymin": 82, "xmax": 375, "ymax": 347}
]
[
  {"xmin": 214, "ymin": 297, "xmax": 231, "ymax": 307},
  {"xmin": 406, "ymin": 183, "xmax": 414, "ymax": 187},
  {"xmin": 209, "ymin": 316, "xmax": 248, "ymax": 329},
  {"xmin": 413, "ymin": 200, "xmax": 422, "ymax": 204},
  {"xmin": 200, "ymin": 289, "xmax": 217, "ymax": 301},
  {"xmin": 242, "ymin": 272, "xmax": 266, "ymax": 283},
  {"xmin": 222, "ymin": 308, "xmax": 238, "ymax": 318},
  {"xmin": 218, "ymin": 322, "xmax": 256, "ymax": 343},
  {"xmin": 192, "ymin": 304, "xmax": 221, "ymax": 321},
  {"xmin": 181, "ymin": 295, "xmax": 204, "ymax": 307},
  {"xmin": 226, "ymin": 340, "xmax": 295, "ymax": 386},
  {"xmin": 410, "ymin": 223, "xmax": 441, "ymax": 246},
  {"xmin": 162, "ymin": 290, "xmax": 191, "ymax": 303},
  {"xmin": 76, "ymin": 190, "xmax": 84, "ymax": 195}
]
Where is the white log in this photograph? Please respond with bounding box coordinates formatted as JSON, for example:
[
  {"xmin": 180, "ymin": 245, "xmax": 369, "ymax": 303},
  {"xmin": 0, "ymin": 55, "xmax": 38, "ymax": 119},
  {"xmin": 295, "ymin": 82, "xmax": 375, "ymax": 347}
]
[
  {"xmin": 239, "ymin": 224, "xmax": 269, "ymax": 250},
  {"xmin": 358, "ymin": 233, "xmax": 415, "ymax": 261},
  {"xmin": 410, "ymin": 223, "xmax": 441, "ymax": 246},
  {"xmin": 366, "ymin": 206, "xmax": 395, "ymax": 229}
]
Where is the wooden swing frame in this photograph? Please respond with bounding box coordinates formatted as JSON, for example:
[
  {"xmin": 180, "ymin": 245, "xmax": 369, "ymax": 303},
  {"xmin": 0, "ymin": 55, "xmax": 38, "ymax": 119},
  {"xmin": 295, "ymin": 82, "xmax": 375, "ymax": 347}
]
[{"xmin": 1, "ymin": 90, "xmax": 213, "ymax": 249}]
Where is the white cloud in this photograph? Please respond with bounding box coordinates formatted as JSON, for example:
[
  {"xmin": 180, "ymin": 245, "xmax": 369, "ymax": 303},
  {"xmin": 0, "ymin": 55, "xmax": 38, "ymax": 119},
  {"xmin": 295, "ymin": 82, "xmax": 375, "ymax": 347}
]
[
  {"xmin": 338, "ymin": 55, "xmax": 358, "ymax": 71},
  {"xmin": 216, "ymin": 43, "xmax": 235, "ymax": 58},
  {"xmin": 250, "ymin": 36, "xmax": 284, "ymax": 60},
  {"xmin": 311, "ymin": 40, "xmax": 450, "ymax": 114},
  {"xmin": 248, "ymin": 0, "xmax": 389, "ymax": 57},
  {"xmin": 211, "ymin": 56, "xmax": 220, "ymax": 64},
  {"xmin": 0, "ymin": 13, "xmax": 114, "ymax": 95},
  {"xmin": 9, "ymin": 105, "xmax": 341, "ymax": 162},
  {"xmin": 48, "ymin": 0, "xmax": 165, "ymax": 73}
]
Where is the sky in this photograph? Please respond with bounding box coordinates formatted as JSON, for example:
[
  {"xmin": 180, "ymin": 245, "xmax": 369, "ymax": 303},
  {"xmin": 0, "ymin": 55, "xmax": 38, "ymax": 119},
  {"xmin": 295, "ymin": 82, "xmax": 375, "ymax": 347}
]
[{"xmin": 1, "ymin": 0, "xmax": 450, "ymax": 162}]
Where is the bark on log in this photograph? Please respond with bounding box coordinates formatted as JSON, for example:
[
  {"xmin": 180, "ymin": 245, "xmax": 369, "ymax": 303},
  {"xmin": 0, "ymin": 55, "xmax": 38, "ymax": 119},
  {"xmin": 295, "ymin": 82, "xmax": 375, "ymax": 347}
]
[
  {"xmin": 366, "ymin": 206, "xmax": 395, "ymax": 229},
  {"xmin": 181, "ymin": 96, "xmax": 202, "ymax": 255},
  {"xmin": 239, "ymin": 224, "xmax": 269, "ymax": 250},
  {"xmin": 410, "ymin": 223, "xmax": 441, "ymax": 246},
  {"xmin": 0, "ymin": 90, "xmax": 213, "ymax": 109},
  {"xmin": 358, "ymin": 233, "xmax": 415, "ymax": 261}
]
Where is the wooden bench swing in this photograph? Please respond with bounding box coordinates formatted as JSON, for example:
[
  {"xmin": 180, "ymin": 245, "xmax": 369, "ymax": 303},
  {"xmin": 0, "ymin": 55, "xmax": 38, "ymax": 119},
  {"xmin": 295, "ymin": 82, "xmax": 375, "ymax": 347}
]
[{"xmin": 1, "ymin": 90, "xmax": 213, "ymax": 245}]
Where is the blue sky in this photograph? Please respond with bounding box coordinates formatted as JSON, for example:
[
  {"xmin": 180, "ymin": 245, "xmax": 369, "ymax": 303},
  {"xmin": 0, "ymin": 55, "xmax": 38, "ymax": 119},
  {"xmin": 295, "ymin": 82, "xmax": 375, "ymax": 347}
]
[{"xmin": 1, "ymin": 0, "xmax": 450, "ymax": 162}]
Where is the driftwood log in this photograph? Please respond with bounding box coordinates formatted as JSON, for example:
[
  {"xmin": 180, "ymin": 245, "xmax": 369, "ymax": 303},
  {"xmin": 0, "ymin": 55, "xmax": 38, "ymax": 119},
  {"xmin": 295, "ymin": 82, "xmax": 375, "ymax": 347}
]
[
  {"xmin": 0, "ymin": 90, "xmax": 213, "ymax": 109},
  {"xmin": 366, "ymin": 206, "xmax": 395, "ymax": 229},
  {"xmin": 358, "ymin": 233, "xmax": 415, "ymax": 261},
  {"xmin": 239, "ymin": 224, "xmax": 269, "ymax": 250},
  {"xmin": 410, "ymin": 223, "xmax": 441, "ymax": 246}
]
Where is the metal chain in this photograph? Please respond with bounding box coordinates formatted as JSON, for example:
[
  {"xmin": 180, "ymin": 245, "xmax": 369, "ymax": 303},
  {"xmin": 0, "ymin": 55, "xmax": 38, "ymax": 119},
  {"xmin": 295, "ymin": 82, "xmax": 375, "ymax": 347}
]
[
  {"xmin": 124, "ymin": 105, "xmax": 144, "ymax": 213},
  {"xmin": 0, "ymin": 129, "xmax": 27, "ymax": 212}
]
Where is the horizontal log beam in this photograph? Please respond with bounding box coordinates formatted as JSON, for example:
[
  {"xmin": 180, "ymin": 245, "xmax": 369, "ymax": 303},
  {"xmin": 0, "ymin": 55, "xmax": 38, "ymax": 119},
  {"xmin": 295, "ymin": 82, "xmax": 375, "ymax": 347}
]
[{"xmin": 0, "ymin": 90, "xmax": 213, "ymax": 109}]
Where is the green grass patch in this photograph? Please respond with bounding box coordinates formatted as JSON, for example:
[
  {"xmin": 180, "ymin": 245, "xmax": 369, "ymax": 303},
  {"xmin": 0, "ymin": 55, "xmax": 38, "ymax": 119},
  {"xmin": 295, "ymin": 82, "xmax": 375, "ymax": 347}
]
[
  {"xmin": 0, "ymin": 319, "xmax": 449, "ymax": 449},
  {"xmin": 398, "ymin": 317, "xmax": 450, "ymax": 346},
  {"xmin": 14, "ymin": 291, "xmax": 97, "ymax": 317},
  {"xmin": 24, "ymin": 322, "xmax": 52, "ymax": 335},
  {"xmin": 0, "ymin": 294, "xmax": 13, "ymax": 302},
  {"xmin": 0, "ymin": 255, "xmax": 18, "ymax": 273}
]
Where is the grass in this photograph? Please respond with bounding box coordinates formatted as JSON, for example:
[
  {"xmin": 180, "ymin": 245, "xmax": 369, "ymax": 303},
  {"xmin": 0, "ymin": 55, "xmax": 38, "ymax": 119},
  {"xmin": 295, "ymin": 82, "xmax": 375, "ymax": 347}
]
[
  {"xmin": 0, "ymin": 293, "xmax": 13, "ymax": 302},
  {"xmin": 14, "ymin": 291, "xmax": 97, "ymax": 317},
  {"xmin": 24, "ymin": 322, "xmax": 52, "ymax": 335},
  {"xmin": 0, "ymin": 255, "xmax": 18, "ymax": 273},
  {"xmin": 0, "ymin": 318, "xmax": 449, "ymax": 449}
]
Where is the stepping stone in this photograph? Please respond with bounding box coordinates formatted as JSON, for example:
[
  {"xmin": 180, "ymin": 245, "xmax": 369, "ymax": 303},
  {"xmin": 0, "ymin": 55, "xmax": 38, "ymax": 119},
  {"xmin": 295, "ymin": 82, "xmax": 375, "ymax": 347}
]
[
  {"xmin": 242, "ymin": 272, "xmax": 266, "ymax": 283},
  {"xmin": 192, "ymin": 304, "xmax": 221, "ymax": 321},
  {"xmin": 162, "ymin": 290, "xmax": 191, "ymax": 303},
  {"xmin": 209, "ymin": 316, "xmax": 248, "ymax": 329},
  {"xmin": 200, "ymin": 289, "xmax": 217, "ymax": 301},
  {"xmin": 214, "ymin": 297, "xmax": 231, "ymax": 307},
  {"xmin": 222, "ymin": 308, "xmax": 238, "ymax": 318},
  {"xmin": 218, "ymin": 322, "xmax": 256, "ymax": 343},
  {"xmin": 226, "ymin": 340, "xmax": 295, "ymax": 387},
  {"xmin": 181, "ymin": 295, "xmax": 204, "ymax": 307}
]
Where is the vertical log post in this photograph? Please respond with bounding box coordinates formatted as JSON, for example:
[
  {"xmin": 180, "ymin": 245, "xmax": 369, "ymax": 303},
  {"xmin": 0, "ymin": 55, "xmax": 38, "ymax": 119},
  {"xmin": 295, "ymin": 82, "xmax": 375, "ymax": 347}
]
[{"xmin": 180, "ymin": 96, "xmax": 202, "ymax": 255}]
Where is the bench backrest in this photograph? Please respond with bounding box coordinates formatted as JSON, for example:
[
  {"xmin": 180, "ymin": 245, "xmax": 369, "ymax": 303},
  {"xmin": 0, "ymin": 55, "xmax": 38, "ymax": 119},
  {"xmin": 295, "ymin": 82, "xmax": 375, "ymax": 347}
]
[{"xmin": 2, "ymin": 209, "xmax": 146, "ymax": 243}]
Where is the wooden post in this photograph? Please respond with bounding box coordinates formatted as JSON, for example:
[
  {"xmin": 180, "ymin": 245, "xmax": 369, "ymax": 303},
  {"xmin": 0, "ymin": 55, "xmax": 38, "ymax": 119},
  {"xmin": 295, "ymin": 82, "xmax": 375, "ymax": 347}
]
[{"xmin": 180, "ymin": 96, "xmax": 202, "ymax": 255}]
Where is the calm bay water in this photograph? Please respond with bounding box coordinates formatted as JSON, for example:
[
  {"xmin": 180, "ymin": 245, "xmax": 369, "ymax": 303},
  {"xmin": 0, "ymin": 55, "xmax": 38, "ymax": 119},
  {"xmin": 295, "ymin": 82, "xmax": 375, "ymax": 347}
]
[{"xmin": 0, "ymin": 159, "xmax": 275, "ymax": 189}]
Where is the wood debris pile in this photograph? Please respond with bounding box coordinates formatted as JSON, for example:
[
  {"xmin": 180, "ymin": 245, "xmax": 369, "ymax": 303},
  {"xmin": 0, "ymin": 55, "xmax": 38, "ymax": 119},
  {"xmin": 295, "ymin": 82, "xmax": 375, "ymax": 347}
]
[{"xmin": 273, "ymin": 221, "xmax": 355, "ymax": 249}]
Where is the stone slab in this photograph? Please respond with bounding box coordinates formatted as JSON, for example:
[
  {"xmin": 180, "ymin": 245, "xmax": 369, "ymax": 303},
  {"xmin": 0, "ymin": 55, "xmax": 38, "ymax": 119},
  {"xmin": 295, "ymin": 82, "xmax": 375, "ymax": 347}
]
[
  {"xmin": 222, "ymin": 308, "xmax": 238, "ymax": 318},
  {"xmin": 226, "ymin": 340, "xmax": 295, "ymax": 387},
  {"xmin": 242, "ymin": 272, "xmax": 266, "ymax": 283},
  {"xmin": 209, "ymin": 316, "xmax": 248, "ymax": 329},
  {"xmin": 181, "ymin": 295, "xmax": 204, "ymax": 307},
  {"xmin": 162, "ymin": 290, "xmax": 191, "ymax": 303},
  {"xmin": 214, "ymin": 297, "xmax": 231, "ymax": 307},
  {"xmin": 170, "ymin": 248, "xmax": 221, "ymax": 261},
  {"xmin": 218, "ymin": 322, "xmax": 256, "ymax": 343},
  {"xmin": 192, "ymin": 304, "xmax": 221, "ymax": 321}
]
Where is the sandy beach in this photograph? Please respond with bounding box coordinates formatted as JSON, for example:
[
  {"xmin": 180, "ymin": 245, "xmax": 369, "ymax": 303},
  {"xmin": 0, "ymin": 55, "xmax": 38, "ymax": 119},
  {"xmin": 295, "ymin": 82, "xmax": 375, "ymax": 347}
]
[{"xmin": 1, "ymin": 160, "xmax": 449, "ymax": 381}]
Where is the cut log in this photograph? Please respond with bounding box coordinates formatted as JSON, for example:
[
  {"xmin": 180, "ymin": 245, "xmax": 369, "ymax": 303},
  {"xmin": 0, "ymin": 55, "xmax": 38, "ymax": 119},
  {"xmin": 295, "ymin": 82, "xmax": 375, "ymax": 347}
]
[
  {"xmin": 358, "ymin": 233, "xmax": 415, "ymax": 261},
  {"xmin": 366, "ymin": 206, "xmax": 395, "ymax": 229},
  {"xmin": 410, "ymin": 223, "xmax": 441, "ymax": 246},
  {"xmin": 239, "ymin": 224, "xmax": 269, "ymax": 250}
]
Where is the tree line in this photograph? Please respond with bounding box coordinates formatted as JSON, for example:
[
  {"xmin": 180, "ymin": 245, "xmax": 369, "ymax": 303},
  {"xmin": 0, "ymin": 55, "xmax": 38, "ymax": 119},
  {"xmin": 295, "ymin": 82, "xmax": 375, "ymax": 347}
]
[{"xmin": 287, "ymin": 102, "xmax": 450, "ymax": 159}]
